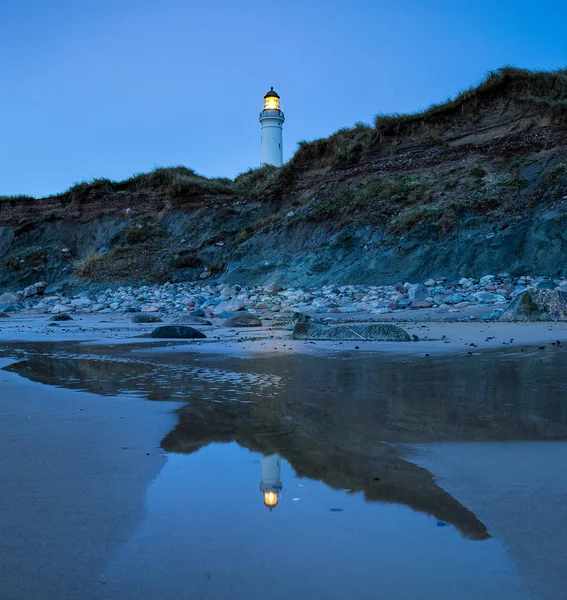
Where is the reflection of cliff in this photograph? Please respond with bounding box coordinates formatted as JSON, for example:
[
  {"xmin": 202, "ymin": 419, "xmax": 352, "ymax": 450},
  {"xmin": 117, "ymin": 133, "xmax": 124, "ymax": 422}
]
[
  {"xmin": 161, "ymin": 388, "xmax": 491, "ymax": 541},
  {"xmin": 5, "ymin": 343, "xmax": 567, "ymax": 541}
]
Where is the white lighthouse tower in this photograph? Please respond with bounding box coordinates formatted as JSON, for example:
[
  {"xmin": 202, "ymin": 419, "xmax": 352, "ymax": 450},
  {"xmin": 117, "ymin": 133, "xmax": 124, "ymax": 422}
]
[
  {"xmin": 259, "ymin": 87, "xmax": 285, "ymax": 167},
  {"xmin": 259, "ymin": 453, "xmax": 283, "ymax": 510}
]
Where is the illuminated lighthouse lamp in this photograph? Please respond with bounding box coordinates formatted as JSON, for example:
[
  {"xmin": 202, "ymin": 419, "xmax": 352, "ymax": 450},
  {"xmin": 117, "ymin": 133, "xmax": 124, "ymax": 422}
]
[{"xmin": 259, "ymin": 454, "xmax": 283, "ymax": 510}]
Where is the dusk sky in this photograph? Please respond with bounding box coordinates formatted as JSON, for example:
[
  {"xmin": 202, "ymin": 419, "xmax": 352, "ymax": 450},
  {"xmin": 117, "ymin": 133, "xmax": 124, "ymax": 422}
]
[{"xmin": 1, "ymin": 0, "xmax": 566, "ymax": 198}]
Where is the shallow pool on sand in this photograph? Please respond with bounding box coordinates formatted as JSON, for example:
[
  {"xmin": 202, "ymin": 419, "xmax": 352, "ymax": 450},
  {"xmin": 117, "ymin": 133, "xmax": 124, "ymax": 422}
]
[{"xmin": 1, "ymin": 342, "xmax": 566, "ymax": 599}]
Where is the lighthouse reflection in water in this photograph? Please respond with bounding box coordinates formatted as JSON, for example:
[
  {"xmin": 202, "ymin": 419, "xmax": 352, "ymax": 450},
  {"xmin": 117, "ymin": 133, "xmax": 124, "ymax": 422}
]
[{"xmin": 259, "ymin": 454, "xmax": 282, "ymax": 510}]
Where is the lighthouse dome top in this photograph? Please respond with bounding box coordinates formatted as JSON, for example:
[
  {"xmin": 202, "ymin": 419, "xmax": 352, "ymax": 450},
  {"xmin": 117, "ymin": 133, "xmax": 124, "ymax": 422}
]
[{"xmin": 264, "ymin": 86, "xmax": 280, "ymax": 99}]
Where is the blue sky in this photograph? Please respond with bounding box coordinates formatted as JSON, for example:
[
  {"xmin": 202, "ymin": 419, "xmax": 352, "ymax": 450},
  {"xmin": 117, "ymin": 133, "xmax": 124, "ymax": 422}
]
[{"xmin": 1, "ymin": 0, "xmax": 565, "ymax": 197}]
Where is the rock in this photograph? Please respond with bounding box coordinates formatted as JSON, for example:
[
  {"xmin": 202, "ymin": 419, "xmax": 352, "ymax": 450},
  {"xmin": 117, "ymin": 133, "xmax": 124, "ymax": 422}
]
[
  {"xmin": 500, "ymin": 289, "xmax": 567, "ymax": 322},
  {"xmin": 473, "ymin": 291, "xmax": 501, "ymax": 304},
  {"xmin": 50, "ymin": 314, "xmax": 73, "ymax": 322},
  {"xmin": 0, "ymin": 312, "xmax": 10, "ymax": 318},
  {"xmin": 70, "ymin": 297, "xmax": 92, "ymax": 308},
  {"xmin": 190, "ymin": 309, "xmax": 206, "ymax": 317},
  {"xmin": 479, "ymin": 275, "xmax": 495, "ymax": 285},
  {"xmin": 213, "ymin": 299, "xmax": 245, "ymax": 315},
  {"xmin": 224, "ymin": 314, "xmax": 262, "ymax": 327},
  {"xmin": 91, "ymin": 303, "xmax": 106, "ymax": 312},
  {"xmin": 0, "ymin": 304, "xmax": 18, "ymax": 313},
  {"xmin": 442, "ymin": 294, "xmax": 465, "ymax": 305},
  {"xmin": 410, "ymin": 300, "xmax": 434, "ymax": 309},
  {"xmin": 284, "ymin": 312, "xmax": 321, "ymax": 331},
  {"xmin": 535, "ymin": 280, "xmax": 556, "ymax": 290},
  {"xmin": 199, "ymin": 271, "xmax": 211, "ymax": 279},
  {"xmin": 424, "ymin": 279, "xmax": 436, "ymax": 287},
  {"xmin": 406, "ymin": 283, "xmax": 429, "ymax": 301},
  {"xmin": 51, "ymin": 304, "xmax": 74, "ymax": 314},
  {"xmin": 220, "ymin": 286, "xmax": 236, "ymax": 296},
  {"xmin": 264, "ymin": 282, "xmax": 281, "ymax": 293},
  {"xmin": 291, "ymin": 322, "xmax": 411, "ymax": 342},
  {"xmin": 172, "ymin": 316, "xmax": 212, "ymax": 326},
  {"xmin": 132, "ymin": 314, "xmax": 163, "ymax": 323},
  {"xmin": 23, "ymin": 281, "xmax": 47, "ymax": 298},
  {"xmin": 140, "ymin": 304, "xmax": 160, "ymax": 312},
  {"xmin": 0, "ymin": 293, "xmax": 21, "ymax": 304},
  {"xmin": 483, "ymin": 309, "xmax": 504, "ymax": 321},
  {"xmin": 150, "ymin": 325, "xmax": 206, "ymax": 339},
  {"xmin": 391, "ymin": 282, "xmax": 406, "ymax": 293}
]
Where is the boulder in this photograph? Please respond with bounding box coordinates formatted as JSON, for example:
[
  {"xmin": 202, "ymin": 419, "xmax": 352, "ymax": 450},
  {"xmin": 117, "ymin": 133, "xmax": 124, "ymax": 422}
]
[
  {"xmin": 213, "ymin": 299, "xmax": 245, "ymax": 315},
  {"xmin": 23, "ymin": 281, "xmax": 47, "ymax": 298},
  {"xmin": 0, "ymin": 312, "xmax": 10, "ymax": 318},
  {"xmin": 150, "ymin": 326, "xmax": 206, "ymax": 339},
  {"xmin": 132, "ymin": 314, "xmax": 163, "ymax": 323},
  {"xmin": 0, "ymin": 293, "xmax": 21, "ymax": 305},
  {"xmin": 292, "ymin": 322, "xmax": 411, "ymax": 342},
  {"xmin": 500, "ymin": 289, "xmax": 567, "ymax": 322},
  {"xmin": 284, "ymin": 312, "xmax": 322, "ymax": 331},
  {"xmin": 264, "ymin": 282, "xmax": 281, "ymax": 293},
  {"xmin": 535, "ymin": 280, "xmax": 556, "ymax": 290},
  {"xmin": 50, "ymin": 314, "xmax": 73, "ymax": 322},
  {"xmin": 224, "ymin": 314, "xmax": 262, "ymax": 327},
  {"xmin": 0, "ymin": 304, "xmax": 18, "ymax": 313},
  {"xmin": 406, "ymin": 283, "xmax": 429, "ymax": 301}
]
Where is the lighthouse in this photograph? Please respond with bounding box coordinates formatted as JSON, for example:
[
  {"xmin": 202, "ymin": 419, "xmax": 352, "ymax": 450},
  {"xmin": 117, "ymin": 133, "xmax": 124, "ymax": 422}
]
[
  {"xmin": 259, "ymin": 453, "xmax": 283, "ymax": 510},
  {"xmin": 259, "ymin": 87, "xmax": 285, "ymax": 167}
]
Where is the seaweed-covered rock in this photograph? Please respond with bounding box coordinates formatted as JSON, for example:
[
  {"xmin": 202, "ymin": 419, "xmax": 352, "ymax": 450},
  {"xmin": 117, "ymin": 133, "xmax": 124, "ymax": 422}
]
[
  {"xmin": 284, "ymin": 312, "xmax": 322, "ymax": 331},
  {"xmin": 50, "ymin": 313, "xmax": 74, "ymax": 322},
  {"xmin": 150, "ymin": 325, "xmax": 206, "ymax": 339},
  {"xmin": 500, "ymin": 289, "xmax": 567, "ymax": 321},
  {"xmin": 132, "ymin": 314, "xmax": 163, "ymax": 323},
  {"xmin": 224, "ymin": 314, "xmax": 262, "ymax": 327},
  {"xmin": 292, "ymin": 322, "xmax": 411, "ymax": 342}
]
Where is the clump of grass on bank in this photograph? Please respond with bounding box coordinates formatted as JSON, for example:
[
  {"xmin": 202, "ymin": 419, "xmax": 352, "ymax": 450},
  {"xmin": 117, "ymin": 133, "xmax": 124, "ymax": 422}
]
[
  {"xmin": 374, "ymin": 67, "xmax": 567, "ymax": 135},
  {"xmin": 0, "ymin": 195, "xmax": 36, "ymax": 202},
  {"xmin": 233, "ymin": 164, "xmax": 278, "ymax": 195}
]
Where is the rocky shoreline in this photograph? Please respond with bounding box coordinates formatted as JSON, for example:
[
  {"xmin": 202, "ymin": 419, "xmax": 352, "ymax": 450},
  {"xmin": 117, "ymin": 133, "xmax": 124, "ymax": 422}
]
[{"xmin": 1, "ymin": 273, "xmax": 566, "ymax": 321}]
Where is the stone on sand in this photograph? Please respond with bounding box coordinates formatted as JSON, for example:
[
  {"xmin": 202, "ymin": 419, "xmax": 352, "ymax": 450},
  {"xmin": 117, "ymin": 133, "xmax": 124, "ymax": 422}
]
[
  {"xmin": 150, "ymin": 325, "xmax": 206, "ymax": 339},
  {"xmin": 224, "ymin": 314, "xmax": 262, "ymax": 327},
  {"xmin": 132, "ymin": 314, "xmax": 163, "ymax": 323},
  {"xmin": 291, "ymin": 322, "xmax": 411, "ymax": 342},
  {"xmin": 50, "ymin": 314, "xmax": 74, "ymax": 322},
  {"xmin": 500, "ymin": 289, "xmax": 567, "ymax": 322},
  {"xmin": 172, "ymin": 316, "xmax": 212, "ymax": 326}
]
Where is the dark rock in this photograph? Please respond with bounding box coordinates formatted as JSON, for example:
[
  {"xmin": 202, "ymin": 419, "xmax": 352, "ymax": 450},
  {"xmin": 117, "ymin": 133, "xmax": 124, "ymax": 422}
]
[
  {"xmin": 224, "ymin": 314, "xmax": 262, "ymax": 327},
  {"xmin": 190, "ymin": 309, "xmax": 206, "ymax": 317},
  {"xmin": 0, "ymin": 312, "xmax": 10, "ymax": 318},
  {"xmin": 132, "ymin": 314, "xmax": 163, "ymax": 323},
  {"xmin": 50, "ymin": 313, "xmax": 74, "ymax": 322},
  {"xmin": 500, "ymin": 289, "xmax": 567, "ymax": 322},
  {"xmin": 150, "ymin": 325, "xmax": 206, "ymax": 339},
  {"xmin": 173, "ymin": 316, "xmax": 213, "ymax": 326},
  {"xmin": 535, "ymin": 280, "xmax": 556, "ymax": 290},
  {"xmin": 292, "ymin": 322, "xmax": 411, "ymax": 342}
]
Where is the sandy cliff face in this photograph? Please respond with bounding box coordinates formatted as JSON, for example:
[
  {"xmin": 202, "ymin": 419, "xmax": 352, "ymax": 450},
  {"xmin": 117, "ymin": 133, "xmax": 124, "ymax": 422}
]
[{"xmin": 1, "ymin": 68, "xmax": 566, "ymax": 290}]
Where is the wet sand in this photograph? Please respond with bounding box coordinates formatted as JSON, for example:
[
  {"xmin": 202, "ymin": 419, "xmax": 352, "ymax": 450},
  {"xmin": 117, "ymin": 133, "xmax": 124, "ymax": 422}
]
[
  {"xmin": 1, "ymin": 316, "xmax": 567, "ymax": 599},
  {"xmin": 0, "ymin": 358, "xmax": 177, "ymax": 600}
]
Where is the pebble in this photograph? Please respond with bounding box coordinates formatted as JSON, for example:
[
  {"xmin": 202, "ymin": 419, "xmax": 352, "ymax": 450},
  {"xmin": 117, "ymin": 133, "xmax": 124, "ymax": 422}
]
[{"xmin": 3, "ymin": 274, "xmax": 564, "ymax": 318}]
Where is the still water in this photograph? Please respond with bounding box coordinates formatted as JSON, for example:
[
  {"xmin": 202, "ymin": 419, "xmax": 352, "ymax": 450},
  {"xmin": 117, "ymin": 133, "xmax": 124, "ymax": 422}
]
[{"xmin": 2, "ymin": 342, "xmax": 567, "ymax": 599}]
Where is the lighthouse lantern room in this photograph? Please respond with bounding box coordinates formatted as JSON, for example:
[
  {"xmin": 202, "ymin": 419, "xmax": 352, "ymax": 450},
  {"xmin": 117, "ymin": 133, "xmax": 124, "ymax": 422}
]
[{"xmin": 259, "ymin": 87, "xmax": 285, "ymax": 167}]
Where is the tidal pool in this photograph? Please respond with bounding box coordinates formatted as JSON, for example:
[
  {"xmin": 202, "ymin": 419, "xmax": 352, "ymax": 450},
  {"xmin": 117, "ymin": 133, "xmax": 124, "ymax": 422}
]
[{"xmin": 1, "ymin": 342, "xmax": 566, "ymax": 599}]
